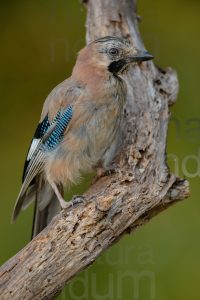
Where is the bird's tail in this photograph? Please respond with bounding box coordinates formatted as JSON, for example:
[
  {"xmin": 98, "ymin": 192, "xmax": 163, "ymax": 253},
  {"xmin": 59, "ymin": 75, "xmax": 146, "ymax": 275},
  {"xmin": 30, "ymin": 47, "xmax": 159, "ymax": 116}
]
[
  {"xmin": 31, "ymin": 175, "xmax": 62, "ymax": 238},
  {"xmin": 12, "ymin": 175, "xmax": 62, "ymax": 239}
]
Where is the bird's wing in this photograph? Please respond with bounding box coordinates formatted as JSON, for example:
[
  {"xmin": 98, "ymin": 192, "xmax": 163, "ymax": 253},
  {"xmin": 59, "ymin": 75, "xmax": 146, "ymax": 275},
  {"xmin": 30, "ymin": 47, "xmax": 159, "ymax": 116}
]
[
  {"xmin": 12, "ymin": 105, "xmax": 73, "ymax": 222},
  {"xmin": 22, "ymin": 77, "xmax": 74, "ymax": 181},
  {"xmin": 12, "ymin": 115, "xmax": 53, "ymax": 222}
]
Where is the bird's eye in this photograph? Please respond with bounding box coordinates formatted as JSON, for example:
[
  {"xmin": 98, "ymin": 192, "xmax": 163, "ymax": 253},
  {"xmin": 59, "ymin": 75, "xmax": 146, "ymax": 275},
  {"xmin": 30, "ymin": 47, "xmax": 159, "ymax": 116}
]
[{"xmin": 109, "ymin": 48, "xmax": 119, "ymax": 56}]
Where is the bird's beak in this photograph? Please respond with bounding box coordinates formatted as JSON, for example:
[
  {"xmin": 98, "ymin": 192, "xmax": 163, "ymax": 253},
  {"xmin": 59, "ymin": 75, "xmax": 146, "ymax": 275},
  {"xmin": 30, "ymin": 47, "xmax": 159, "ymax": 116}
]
[
  {"xmin": 126, "ymin": 50, "xmax": 154, "ymax": 63},
  {"xmin": 108, "ymin": 50, "xmax": 154, "ymax": 74}
]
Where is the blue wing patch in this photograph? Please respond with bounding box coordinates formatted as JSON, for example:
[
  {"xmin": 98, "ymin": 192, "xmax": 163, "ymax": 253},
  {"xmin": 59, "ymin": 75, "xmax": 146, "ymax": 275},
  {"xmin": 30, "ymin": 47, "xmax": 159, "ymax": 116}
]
[
  {"xmin": 44, "ymin": 105, "xmax": 73, "ymax": 151},
  {"xmin": 22, "ymin": 111, "xmax": 62, "ymax": 182},
  {"xmin": 34, "ymin": 112, "xmax": 61, "ymax": 139},
  {"xmin": 22, "ymin": 107, "xmax": 72, "ymax": 182}
]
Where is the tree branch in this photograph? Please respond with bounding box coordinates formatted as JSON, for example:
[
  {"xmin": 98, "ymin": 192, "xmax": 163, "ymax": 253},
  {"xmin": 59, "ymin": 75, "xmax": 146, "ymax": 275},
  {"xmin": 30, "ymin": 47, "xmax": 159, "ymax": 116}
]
[{"xmin": 0, "ymin": 0, "xmax": 189, "ymax": 299}]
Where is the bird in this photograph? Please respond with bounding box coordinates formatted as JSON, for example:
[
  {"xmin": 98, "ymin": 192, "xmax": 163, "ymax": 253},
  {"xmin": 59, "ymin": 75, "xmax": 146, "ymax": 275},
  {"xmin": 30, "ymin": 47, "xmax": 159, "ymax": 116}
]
[{"xmin": 12, "ymin": 36, "xmax": 153, "ymax": 237}]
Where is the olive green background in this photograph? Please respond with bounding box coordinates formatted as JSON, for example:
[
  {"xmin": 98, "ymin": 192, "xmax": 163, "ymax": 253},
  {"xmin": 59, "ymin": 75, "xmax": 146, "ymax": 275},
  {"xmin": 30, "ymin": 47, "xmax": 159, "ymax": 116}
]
[{"xmin": 0, "ymin": 1, "xmax": 199, "ymax": 299}]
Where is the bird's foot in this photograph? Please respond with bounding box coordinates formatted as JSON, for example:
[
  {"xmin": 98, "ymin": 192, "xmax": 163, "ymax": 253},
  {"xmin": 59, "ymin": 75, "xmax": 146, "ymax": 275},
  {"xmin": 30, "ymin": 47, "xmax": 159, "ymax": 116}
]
[
  {"xmin": 72, "ymin": 195, "xmax": 85, "ymax": 206},
  {"xmin": 59, "ymin": 195, "xmax": 85, "ymax": 210},
  {"xmin": 58, "ymin": 197, "xmax": 71, "ymax": 210},
  {"xmin": 92, "ymin": 165, "xmax": 117, "ymax": 184},
  {"xmin": 104, "ymin": 165, "xmax": 117, "ymax": 176}
]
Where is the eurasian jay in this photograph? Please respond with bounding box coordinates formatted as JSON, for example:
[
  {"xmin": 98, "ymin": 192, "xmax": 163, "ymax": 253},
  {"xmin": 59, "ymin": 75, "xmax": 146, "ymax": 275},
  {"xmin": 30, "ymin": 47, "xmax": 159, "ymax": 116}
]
[{"xmin": 12, "ymin": 36, "xmax": 153, "ymax": 236}]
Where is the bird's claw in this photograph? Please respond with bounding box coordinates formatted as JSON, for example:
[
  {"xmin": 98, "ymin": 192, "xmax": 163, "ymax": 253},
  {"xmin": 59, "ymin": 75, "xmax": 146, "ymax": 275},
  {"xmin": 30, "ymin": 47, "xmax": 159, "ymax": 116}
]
[
  {"xmin": 93, "ymin": 165, "xmax": 117, "ymax": 183},
  {"xmin": 72, "ymin": 195, "xmax": 85, "ymax": 206},
  {"xmin": 104, "ymin": 166, "xmax": 116, "ymax": 176}
]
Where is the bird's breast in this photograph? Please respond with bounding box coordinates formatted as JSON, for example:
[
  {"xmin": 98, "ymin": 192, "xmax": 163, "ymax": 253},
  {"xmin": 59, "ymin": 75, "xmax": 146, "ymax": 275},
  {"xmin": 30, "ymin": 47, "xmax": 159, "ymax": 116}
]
[{"xmin": 45, "ymin": 77, "xmax": 126, "ymax": 186}]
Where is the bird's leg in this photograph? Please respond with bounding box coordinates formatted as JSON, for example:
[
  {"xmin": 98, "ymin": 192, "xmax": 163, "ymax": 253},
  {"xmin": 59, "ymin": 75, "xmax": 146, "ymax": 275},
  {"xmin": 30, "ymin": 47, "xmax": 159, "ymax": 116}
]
[{"xmin": 50, "ymin": 181, "xmax": 71, "ymax": 209}]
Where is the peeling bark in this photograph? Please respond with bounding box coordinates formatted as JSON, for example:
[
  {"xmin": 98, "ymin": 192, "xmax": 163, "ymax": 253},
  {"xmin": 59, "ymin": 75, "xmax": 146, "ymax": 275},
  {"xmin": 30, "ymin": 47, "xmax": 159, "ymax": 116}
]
[{"xmin": 0, "ymin": 0, "xmax": 189, "ymax": 299}]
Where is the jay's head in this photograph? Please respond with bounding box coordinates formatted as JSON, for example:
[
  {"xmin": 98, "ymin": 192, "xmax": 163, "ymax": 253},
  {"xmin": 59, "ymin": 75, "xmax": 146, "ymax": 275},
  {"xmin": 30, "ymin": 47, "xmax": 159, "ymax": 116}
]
[{"xmin": 76, "ymin": 36, "xmax": 153, "ymax": 76}]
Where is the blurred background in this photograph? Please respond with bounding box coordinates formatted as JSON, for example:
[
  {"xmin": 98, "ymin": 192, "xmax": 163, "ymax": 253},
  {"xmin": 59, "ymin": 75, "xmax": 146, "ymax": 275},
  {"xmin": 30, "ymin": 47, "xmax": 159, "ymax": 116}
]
[{"xmin": 0, "ymin": 0, "xmax": 199, "ymax": 299}]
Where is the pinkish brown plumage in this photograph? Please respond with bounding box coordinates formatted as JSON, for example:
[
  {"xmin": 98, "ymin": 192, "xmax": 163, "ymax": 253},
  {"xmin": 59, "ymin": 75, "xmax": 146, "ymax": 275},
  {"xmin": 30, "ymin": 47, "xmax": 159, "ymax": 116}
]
[{"xmin": 12, "ymin": 36, "xmax": 153, "ymax": 237}]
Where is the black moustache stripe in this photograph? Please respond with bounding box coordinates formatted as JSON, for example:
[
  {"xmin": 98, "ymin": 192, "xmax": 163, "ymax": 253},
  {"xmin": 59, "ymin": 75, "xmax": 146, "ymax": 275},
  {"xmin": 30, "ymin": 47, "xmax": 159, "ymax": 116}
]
[{"xmin": 108, "ymin": 59, "xmax": 127, "ymax": 74}]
